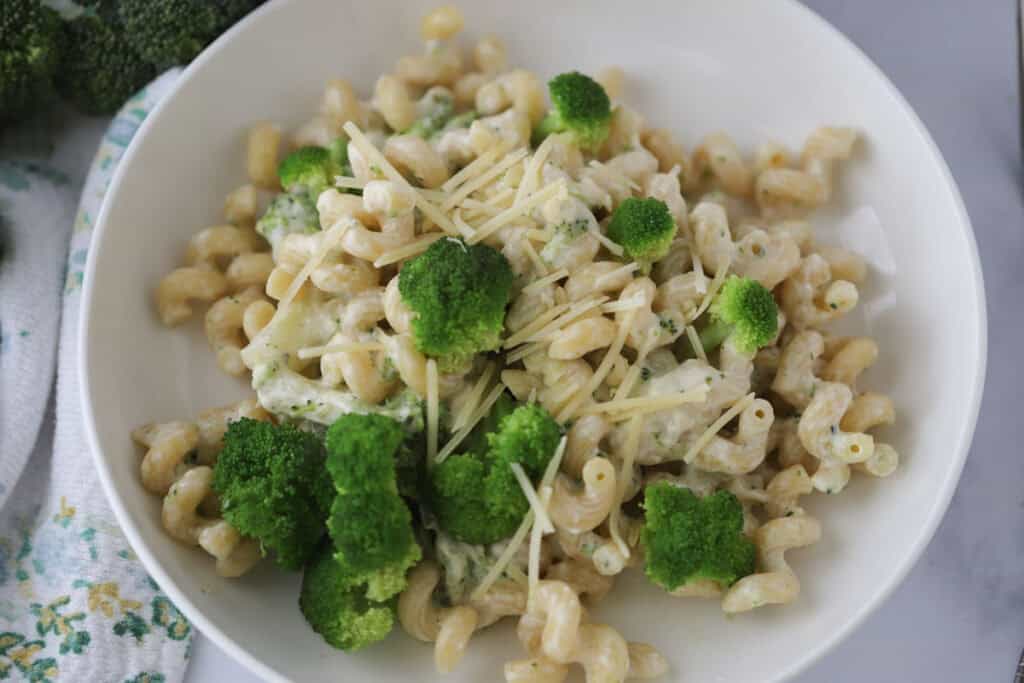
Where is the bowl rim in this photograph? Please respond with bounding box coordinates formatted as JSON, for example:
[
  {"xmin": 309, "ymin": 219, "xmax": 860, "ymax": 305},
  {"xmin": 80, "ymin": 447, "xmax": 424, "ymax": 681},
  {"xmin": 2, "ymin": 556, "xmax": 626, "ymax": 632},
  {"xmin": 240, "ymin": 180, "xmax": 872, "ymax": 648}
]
[{"xmin": 78, "ymin": 1, "xmax": 988, "ymax": 681}]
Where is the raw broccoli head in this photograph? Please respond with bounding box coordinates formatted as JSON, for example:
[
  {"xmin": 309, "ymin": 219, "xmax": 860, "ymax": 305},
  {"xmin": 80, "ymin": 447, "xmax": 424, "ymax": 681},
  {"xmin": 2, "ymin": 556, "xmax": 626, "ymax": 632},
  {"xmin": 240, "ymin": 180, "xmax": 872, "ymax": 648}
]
[
  {"xmin": 299, "ymin": 543, "xmax": 396, "ymax": 652},
  {"xmin": 0, "ymin": 0, "xmax": 62, "ymax": 125},
  {"xmin": 323, "ymin": 414, "xmax": 422, "ymax": 601},
  {"xmin": 117, "ymin": 0, "xmax": 262, "ymax": 70},
  {"xmin": 429, "ymin": 402, "xmax": 561, "ymax": 545},
  {"xmin": 55, "ymin": 2, "xmax": 157, "ymax": 116},
  {"xmin": 699, "ymin": 275, "xmax": 779, "ymax": 355},
  {"xmin": 606, "ymin": 197, "xmax": 677, "ymax": 267},
  {"xmin": 278, "ymin": 144, "xmax": 349, "ymax": 197},
  {"xmin": 398, "ymin": 237, "xmax": 514, "ymax": 372},
  {"xmin": 534, "ymin": 71, "xmax": 612, "ymax": 151},
  {"xmin": 212, "ymin": 418, "xmax": 334, "ymax": 571},
  {"xmin": 641, "ymin": 484, "xmax": 756, "ymax": 592},
  {"xmin": 255, "ymin": 192, "xmax": 320, "ymax": 250}
]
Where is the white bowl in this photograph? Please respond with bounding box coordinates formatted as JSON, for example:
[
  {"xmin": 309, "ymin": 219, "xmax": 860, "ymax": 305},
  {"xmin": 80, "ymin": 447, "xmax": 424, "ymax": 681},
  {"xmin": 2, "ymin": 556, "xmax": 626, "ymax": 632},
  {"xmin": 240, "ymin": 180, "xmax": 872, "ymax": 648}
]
[{"xmin": 80, "ymin": 0, "xmax": 986, "ymax": 681}]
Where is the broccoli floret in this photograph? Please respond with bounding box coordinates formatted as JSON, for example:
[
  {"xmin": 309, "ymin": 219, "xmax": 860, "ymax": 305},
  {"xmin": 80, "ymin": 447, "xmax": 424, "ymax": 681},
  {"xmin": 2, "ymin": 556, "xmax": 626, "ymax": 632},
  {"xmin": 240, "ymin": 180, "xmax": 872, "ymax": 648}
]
[
  {"xmin": 55, "ymin": 2, "xmax": 157, "ymax": 116},
  {"xmin": 429, "ymin": 403, "xmax": 561, "ymax": 545},
  {"xmin": 117, "ymin": 0, "xmax": 262, "ymax": 69},
  {"xmin": 461, "ymin": 392, "xmax": 517, "ymax": 457},
  {"xmin": 606, "ymin": 197, "xmax": 677, "ymax": 268},
  {"xmin": 534, "ymin": 71, "xmax": 612, "ymax": 151},
  {"xmin": 255, "ymin": 192, "xmax": 320, "ymax": 250},
  {"xmin": 398, "ymin": 237, "xmax": 513, "ymax": 371},
  {"xmin": 278, "ymin": 144, "xmax": 350, "ymax": 197},
  {"xmin": 405, "ymin": 88, "xmax": 456, "ymax": 138},
  {"xmin": 324, "ymin": 414, "xmax": 422, "ymax": 602},
  {"xmin": 299, "ymin": 543, "xmax": 396, "ymax": 652},
  {"xmin": 212, "ymin": 418, "xmax": 333, "ymax": 570},
  {"xmin": 641, "ymin": 484, "xmax": 756, "ymax": 592},
  {"xmin": 698, "ymin": 275, "xmax": 779, "ymax": 355},
  {"xmin": 0, "ymin": 0, "xmax": 62, "ymax": 125}
]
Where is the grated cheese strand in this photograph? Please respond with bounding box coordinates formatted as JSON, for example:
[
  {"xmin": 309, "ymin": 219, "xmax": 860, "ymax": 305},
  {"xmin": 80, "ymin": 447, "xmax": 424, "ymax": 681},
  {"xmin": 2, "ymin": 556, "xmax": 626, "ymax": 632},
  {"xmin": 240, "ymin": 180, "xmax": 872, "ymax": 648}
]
[
  {"xmin": 442, "ymin": 149, "xmax": 528, "ymax": 211},
  {"xmin": 515, "ymin": 134, "xmax": 557, "ymax": 205},
  {"xmin": 503, "ymin": 301, "xmax": 572, "ymax": 349},
  {"xmin": 452, "ymin": 208, "xmax": 477, "ymax": 239},
  {"xmin": 343, "ymin": 122, "xmax": 459, "ymax": 235},
  {"xmin": 529, "ymin": 296, "xmax": 610, "ymax": 343},
  {"xmin": 585, "ymin": 388, "xmax": 709, "ymax": 416},
  {"xmin": 681, "ymin": 393, "xmax": 756, "ymax": 464},
  {"xmin": 453, "ymin": 363, "xmax": 496, "ymax": 432},
  {"xmin": 600, "ymin": 296, "xmax": 646, "ymax": 314},
  {"xmin": 524, "ymin": 228, "xmax": 554, "ymax": 242},
  {"xmin": 467, "ymin": 180, "xmax": 567, "ymax": 245},
  {"xmin": 373, "ymin": 232, "xmax": 445, "ymax": 267},
  {"xmin": 426, "ymin": 359, "xmax": 439, "ymax": 464},
  {"xmin": 594, "ymin": 262, "xmax": 639, "ymax": 289},
  {"xmin": 601, "ymin": 392, "xmax": 710, "ymax": 422},
  {"xmin": 297, "ymin": 340, "xmax": 384, "ymax": 360},
  {"xmin": 556, "ymin": 308, "xmax": 637, "ymax": 423},
  {"xmin": 521, "ymin": 268, "xmax": 568, "ymax": 295},
  {"xmin": 685, "ymin": 324, "xmax": 707, "ymax": 362},
  {"xmin": 589, "ymin": 226, "xmax": 624, "ymax": 256},
  {"xmin": 519, "ymin": 234, "xmax": 548, "ymax": 277},
  {"xmin": 608, "ymin": 414, "xmax": 644, "ymax": 559},
  {"xmin": 689, "ymin": 255, "xmax": 733, "ymax": 323},
  {"xmin": 275, "ymin": 218, "xmax": 352, "ymax": 319},
  {"xmin": 528, "ymin": 484, "xmax": 550, "ymax": 607},
  {"xmin": 441, "ymin": 144, "xmax": 503, "ymax": 193},
  {"xmin": 484, "ymin": 186, "xmax": 516, "ymax": 207},
  {"xmin": 460, "ymin": 199, "xmax": 504, "ymax": 218},
  {"xmin": 436, "ymin": 382, "xmax": 507, "ymax": 464},
  {"xmin": 510, "ymin": 463, "xmax": 555, "ymax": 534},
  {"xmin": 505, "ymin": 342, "xmax": 546, "ymax": 365},
  {"xmin": 691, "ymin": 250, "xmax": 709, "ymax": 295},
  {"xmin": 470, "ymin": 509, "xmax": 534, "ymax": 602}
]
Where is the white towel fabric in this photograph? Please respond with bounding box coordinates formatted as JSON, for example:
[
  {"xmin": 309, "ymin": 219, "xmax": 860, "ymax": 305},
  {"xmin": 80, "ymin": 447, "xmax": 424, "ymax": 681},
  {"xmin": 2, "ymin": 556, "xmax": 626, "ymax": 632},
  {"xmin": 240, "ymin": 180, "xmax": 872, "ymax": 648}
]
[{"xmin": 0, "ymin": 70, "xmax": 194, "ymax": 683}]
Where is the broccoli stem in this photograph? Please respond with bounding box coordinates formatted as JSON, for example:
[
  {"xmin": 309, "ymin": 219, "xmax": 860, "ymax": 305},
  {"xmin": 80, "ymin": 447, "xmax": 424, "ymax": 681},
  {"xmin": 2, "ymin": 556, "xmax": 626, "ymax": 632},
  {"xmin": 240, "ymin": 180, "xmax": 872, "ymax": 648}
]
[{"xmin": 697, "ymin": 318, "xmax": 731, "ymax": 354}]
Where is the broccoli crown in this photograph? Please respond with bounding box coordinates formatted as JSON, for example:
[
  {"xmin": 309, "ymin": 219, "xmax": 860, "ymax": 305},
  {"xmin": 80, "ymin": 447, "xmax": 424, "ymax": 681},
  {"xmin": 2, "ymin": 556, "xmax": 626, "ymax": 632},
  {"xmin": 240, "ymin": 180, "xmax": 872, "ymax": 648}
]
[
  {"xmin": 117, "ymin": 0, "xmax": 261, "ymax": 70},
  {"xmin": 429, "ymin": 403, "xmax": 561, "ymax": 545},
  {"xmin": 606, "ymin": 197, "xmax": 677, "ymax": 265},
  {"xmin": 535, "ymin": 71, "xmax": 612, "ymax": 151},
  {"xmin": 641, "ymin": 484, "xmax": 756, "ymax": 591},
  {"xmin": 324, "ymin": 414, "xmax": 421, "ymax": 600},
  {"xmin": 398, "ymin": 237, "xmax": 513, "ymax": 371},
  {"xmin": 278, "ymin": 145, "xmax": 348, "ymax": 197},
  {"xmin": 405, "ymin": 88, "xmax": 455, "ymax": 138},
  {"xmin": 255, "ymin": 191, "xmax": 320, "ymax": 250},
  {"xmin": 0, "ymin": 0, "xmax": 62, "ymax": 125},
  {"xmin": 212, "ymin": 418, "xmax": 334, "ymax": 570},
  {"xmin": 55, "ymin": 3, "xmax": 157, "ymax": 116},
  {"xmin": 700, "ymin": 275, "xmax": 779, "ymax": 355},
  {"xmin": 461, "ymin": 392, "xmax": 517, "ymax": 458},
  {"xmin": 299, "ymin": 543, "xmax": 395, "ymax": 651}
]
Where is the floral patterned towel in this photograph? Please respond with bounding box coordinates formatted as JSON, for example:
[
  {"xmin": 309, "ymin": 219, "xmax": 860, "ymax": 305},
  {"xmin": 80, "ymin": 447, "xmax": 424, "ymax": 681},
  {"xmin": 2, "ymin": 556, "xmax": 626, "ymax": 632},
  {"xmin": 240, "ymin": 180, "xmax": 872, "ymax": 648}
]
[{"xmin": 0, "ymin": 71, "xmax": 193, "ymax": 682}]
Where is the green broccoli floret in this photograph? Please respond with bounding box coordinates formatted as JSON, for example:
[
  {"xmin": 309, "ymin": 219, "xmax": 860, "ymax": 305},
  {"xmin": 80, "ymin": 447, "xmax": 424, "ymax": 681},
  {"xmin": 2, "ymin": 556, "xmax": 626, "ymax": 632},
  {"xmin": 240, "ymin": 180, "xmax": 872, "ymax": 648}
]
[
  {"xmin": 255, "ymin": 192, "xmax": 320, "ymax": 250},
  {"xmin": 299, "ymin": 543, "xmax": 396, "ymax": 652},
  {"xmin": 461, "ymin": 392, "xmax": 517, "ymax": 457},
  {"xmin": 606, "ymin": 197, "xmax": 677, "ymax": 268},
  {"xmin": 697, "ymin": 275, "xmax": 779, "ymax": 355},
  {"xmin": 278, "ymin": 143, "xmax": 350, "ymax": 197},
  {"xmin": 55, "ymin": 2, "xmax": 156, "ymax": 116},
  {"xmin": 405, "ymin": 88, "xmax": 456, "ymax": 138},
  {"xmin": 324, "ymin": 414, "xmax": 422, "ymax": 602},
  {"xmin": 0, "ymin": 0, "xmax": 62, "ymax": 125},
  {"xmin": 398, "ymin": 237, "xmax": 513, "ymax": 372},
  {"xmin": 534, "ymin": 71, "xmax": 612, "ymax": 151},
  {"xmin": 429, "ymin": 403, "xmax": 561, "ymax": 545},
  {"xmin": 117, "ymin": 0, "xmax": 262, "ymax": 70},
  {"xmin": 212, "ymin": 418, "xmax": 333, "ymax": 570},
  {"xmin": 641, "ymin": 484, "xmax": 756, "ymax": 592}
]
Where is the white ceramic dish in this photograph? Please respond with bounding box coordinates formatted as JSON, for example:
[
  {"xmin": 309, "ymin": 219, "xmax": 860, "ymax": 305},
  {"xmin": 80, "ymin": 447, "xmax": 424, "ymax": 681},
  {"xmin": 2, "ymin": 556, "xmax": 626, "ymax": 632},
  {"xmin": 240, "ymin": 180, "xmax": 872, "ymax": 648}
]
[{"xmin": 80, "ymin": 0, "xmax": 986, "ymax": 681}]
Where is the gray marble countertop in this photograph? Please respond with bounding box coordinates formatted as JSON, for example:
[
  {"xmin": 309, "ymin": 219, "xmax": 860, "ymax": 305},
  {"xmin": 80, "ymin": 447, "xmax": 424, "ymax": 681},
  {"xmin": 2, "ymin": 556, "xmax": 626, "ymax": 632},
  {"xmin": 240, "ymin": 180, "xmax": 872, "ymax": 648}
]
[{"xmin": 180, "ymin": 0, "xmax": 1024, "ymax": 680}]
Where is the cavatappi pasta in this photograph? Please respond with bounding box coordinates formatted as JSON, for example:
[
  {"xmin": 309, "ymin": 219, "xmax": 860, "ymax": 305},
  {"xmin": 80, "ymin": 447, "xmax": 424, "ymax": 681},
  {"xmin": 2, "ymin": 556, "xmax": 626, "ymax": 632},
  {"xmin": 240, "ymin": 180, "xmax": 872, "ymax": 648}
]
[{"xmin": 135, "ymin": 5, "xmax": 899, "ymax": 680}]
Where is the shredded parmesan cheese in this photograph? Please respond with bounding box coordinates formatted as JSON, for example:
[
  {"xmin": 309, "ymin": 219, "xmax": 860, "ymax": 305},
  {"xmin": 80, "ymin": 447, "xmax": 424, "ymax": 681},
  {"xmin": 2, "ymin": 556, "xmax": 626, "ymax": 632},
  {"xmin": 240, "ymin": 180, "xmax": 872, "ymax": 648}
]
[
  {"xmin": 505, "ymin": 342, "xmax": 546, "ymax": 365},
  {"xmin": 426, "ymin": 359, "xmax": 439, "ymax": 465},
  {"xmin": 689, "ymin": 257, "xmax": 732, "ymax": 323},
  {"xmin": 453, "ymin": 363, "xmax": 496, "ymax": 432},
  {"xmin": 583, "ymin": 388, "xmax": 709, "ymax": 418},
  {"xmin": 608, "ymin": 414, "xmax": 644, "ymax": 558},
  {"xmin": 297, "ymin": 340, "xmax": 384, "ymax": 360},
  {"xmin": 691, "ymin": 250, "xmax": 709, "ymax": 295},
  {"xmin": 467, "ymin": 180, "xmax": 567, "ymax": 245},
  {"xmin": 373, "ymin": 232, "xmax": 444, "ymax": 267},
  {"xmin": 600, "ymin": 296, "xmax": 646, "ymax": 314},
  {"xmin": 470, "ymin": 510, "xmax": 534, "ymax": 602},
  {"xmin": 515, "ymin": 134, "xmax": 557, "ymax": 205},
  {"xmin": 452, "ymin": 208, "xmax": 476, "ymax": 239},
  {"xmin": 685, "ymin": 324, "xmax": 707, "ymax": 362},
  {"xmin": 436, "ymin": 382, "xmax": 507, "ymax": 464},
  {"xmin": 503, "ymin": 301, "xmax": 572, "ymax": 348},
  {"xmin": 589, "ymin": 226, "xmax": 624, "ymax": 256},
  {"xmin": 595, "ymin": 262, "xmax": 639, "ymax": 289},
  {"xmin": 270, "ymin": 218, "xmax": 352, "ymax": 328},
  {"xmin": 510, "ymin": 463, "xmax": 554, "ymax": 534},
  {"xmin": 441, "ymin": 144, "xmax": 504, "ymax": 193},
  {"xmin": 524, "ymin": 228, "xmax": 554, "ymax": 242},
  {"xmin": 441, "ymin": 149, "xmax": 528, "ymax": 211},
  {"xmin": 529, "ymin": 296, "xmax": 609, "ymax": 343},
  {"xmin": 556, "ymin": 308, "xmax": 637, "ymax": 422},
  {"xmin": 519, "ymin": 234, "xmax": 548, "ymax": 276},
  {"xmin": 343, "ymin": 122, "xmax": 459, "ymax": 235},
  {"xmin": 681, "ymin": 393, "xmax": 757, "ymax": 464},
  {"xmin": 521, "ymin": 268, "xmax": 568, "ymax": 295}
]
